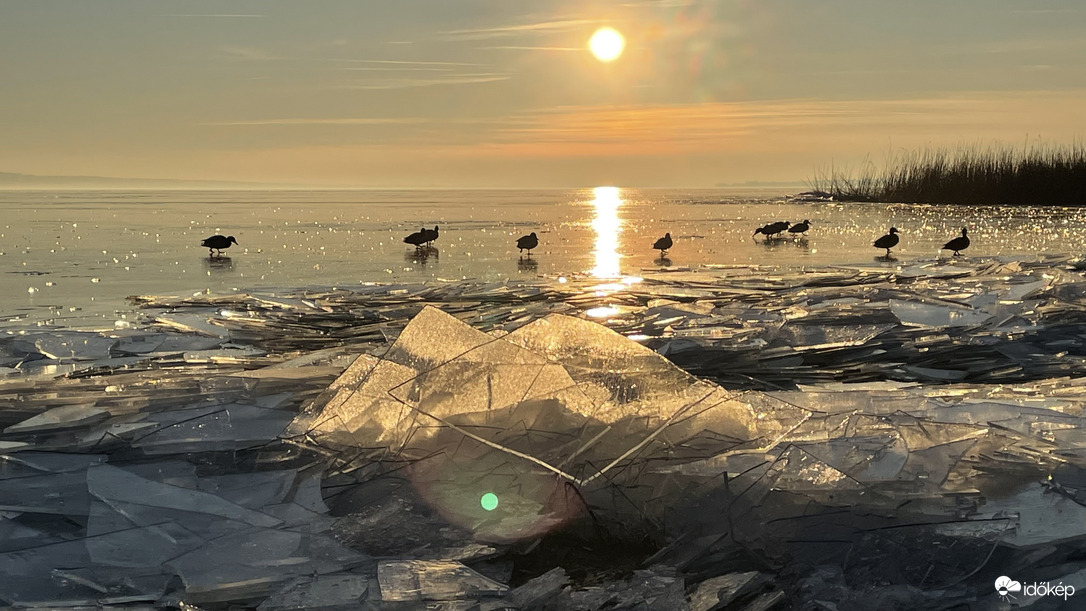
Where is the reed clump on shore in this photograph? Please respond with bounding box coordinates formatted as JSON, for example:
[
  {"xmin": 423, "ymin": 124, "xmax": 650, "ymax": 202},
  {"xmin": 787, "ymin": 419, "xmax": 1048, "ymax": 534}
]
[{"xmin": 811, "ymin": 143, "xmax": 1086, "ymax": 205}]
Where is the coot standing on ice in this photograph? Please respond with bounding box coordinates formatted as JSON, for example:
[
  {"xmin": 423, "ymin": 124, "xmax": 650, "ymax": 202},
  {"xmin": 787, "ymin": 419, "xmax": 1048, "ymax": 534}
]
[
  {"xmin": 754, "ymin": 221, "xmax": 790, "ymax": 239},
  {"xmin": 653, "ymin": 232, "xmax": 673, "ymax": 255},
  {"xmin": 788, "ymin": 220, "xmax": 810, "ymax": 236},
  {"xmin": 201, "ymin": 235, "xmax": 237, "ymax": 256},
  {"xmin": 403, "ymin": 228, "xmax": 428, "ymax": 249},
  {"xmin": 423, "ymin": 226, "xmax": 440, "ymax": 247},
  {"xmin": 873, "ymin": 227, "xmax": 900, "ymax": 256},
  {"xmin": 516, "ymin": 232, "xmax": 538, "ymax": 255},
  {"xmin": 942, "ymin": 227, "xmax": 970, "ymax": 256}
]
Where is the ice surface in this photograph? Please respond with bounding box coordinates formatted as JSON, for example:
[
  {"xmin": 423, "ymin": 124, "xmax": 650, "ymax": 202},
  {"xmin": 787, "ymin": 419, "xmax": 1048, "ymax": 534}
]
[
  {"xmin": 4, "ymin": 258, "xmax": 1086, "ymax": 608},
  {"xmin": 688, "ymin": 572, "xmax": 765, "ymax": 611},
  {"xmin": 257, "ymin": 575, "xmax": 369, "ymax": 611},
  {"xmin": 377, "ymin": 560, "xmax": 508, "ymax": 601}
]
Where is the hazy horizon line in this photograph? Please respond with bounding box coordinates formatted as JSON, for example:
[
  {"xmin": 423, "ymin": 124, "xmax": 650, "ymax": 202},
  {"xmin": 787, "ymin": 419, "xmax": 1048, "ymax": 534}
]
[{"xmin": 0, "ymin": 171, "xmax": 809, "ymax": 191}]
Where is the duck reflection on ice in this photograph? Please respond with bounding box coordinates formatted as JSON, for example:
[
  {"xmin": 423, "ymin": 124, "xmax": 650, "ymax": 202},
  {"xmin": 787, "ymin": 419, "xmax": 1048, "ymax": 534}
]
[
  {"xmin": 203, "ymin": 256, "xmax": 234, "ymax": 273},
  {"xmin": 406, "ymin": 246, "xmax": 439, "ymax": 267},
  {"xmin": 517, "ymin": 256, "xmax": 538, "ymax": 273},
  {"xmin": 654, "ymin": 256, "xmax": 673, "ymax": 267}
]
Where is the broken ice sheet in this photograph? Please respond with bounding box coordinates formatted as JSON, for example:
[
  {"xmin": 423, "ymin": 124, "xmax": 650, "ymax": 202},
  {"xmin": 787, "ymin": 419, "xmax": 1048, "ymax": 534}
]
[
  {"xmin": 132, "ymin": 402, "xmax": 295, "ymax": 454},
  {"xmin": 302, "ymin": 306, "xmax": 734, "ymax": 446},
  {"xmin": 770, "ymin": 322, "xmax": 895, "ymax": 351},
  {"xmin": 292, "ymin": 301, "xmax": 1086, "ymax": 590},
  {"xmin": 6, "ymin": 260, "xmax": 1086, "ymax": 607},
  {"xmin": 258, "ymin": 574, "xmax": 369, "ymax": 611},
  {"xmin": 4, "ymin": 403, "xmax": 110, "ymax": 434},
  {"xmin": 890, "ymin": 299, "xmax": 993, "ymax": 328},
  {"xmin": 299, "ymin": 307, "xmax": 839, "ymax": 543},
  {"xmin": 377, "ymin": 560, "xmax": 508, "ymax": 602},
  {"xmin": 87, "ymin": 464, "xmax": 281, "ymax": 527}
]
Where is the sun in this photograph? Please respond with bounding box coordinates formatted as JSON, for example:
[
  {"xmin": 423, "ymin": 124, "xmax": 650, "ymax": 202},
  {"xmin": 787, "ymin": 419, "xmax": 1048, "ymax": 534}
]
[{"xmin": 589, "ymin": 27, "xmax": 625, "ymax": 62}]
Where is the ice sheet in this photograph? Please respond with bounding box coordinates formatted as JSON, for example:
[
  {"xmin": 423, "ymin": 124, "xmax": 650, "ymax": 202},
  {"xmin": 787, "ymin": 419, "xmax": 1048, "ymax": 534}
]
[{"xmin": 4, "ymin": 259, "xmax": 1086, "ymax": 608}]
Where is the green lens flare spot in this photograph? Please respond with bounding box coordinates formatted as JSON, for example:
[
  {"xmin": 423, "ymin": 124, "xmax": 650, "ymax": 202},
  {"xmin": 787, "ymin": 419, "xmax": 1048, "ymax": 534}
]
[{"xmin": 480, "ymin": 492, "xmax": 499, "ymax": 511}]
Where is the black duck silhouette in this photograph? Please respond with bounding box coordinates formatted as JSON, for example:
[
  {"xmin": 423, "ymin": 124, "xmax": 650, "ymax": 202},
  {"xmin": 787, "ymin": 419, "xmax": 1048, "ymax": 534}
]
[
  {"xmin": 201, "ymin": 235, "xmax": 237, "ymax": 256},
  {"xmin": 941, "ymin": 227, "xmax": 970, "ymax": 256},
  {"xmin": 754, "ymin": 221, "xmax": 790, "ymax": 239},
  {"xmin": 788, "ymin": 220, "xmax": 810, "ymax": 235},
  {"xmin": 516, "ymin": 232, "xmax": 538, "ymax": 255},
  {"xmin": 404, "ymin": 227, "xmax": 428, "ymax": 249},
  {"xmin": 653, "ymin": 232, "xmax": 673, "ymax": 255},
  {"xmin": 423, "ymin": 225, "xmax": 440, "ymax": 246},
  {"xmin": 873, "ymin": 227, "xmax": 900, "ymax": 257}
]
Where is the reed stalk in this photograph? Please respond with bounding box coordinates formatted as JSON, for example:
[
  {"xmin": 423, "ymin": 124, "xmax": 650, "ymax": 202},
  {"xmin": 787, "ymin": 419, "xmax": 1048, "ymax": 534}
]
[{"xmin": 810, "ymin": 142, "xmax": 1086, "ymax": 205}]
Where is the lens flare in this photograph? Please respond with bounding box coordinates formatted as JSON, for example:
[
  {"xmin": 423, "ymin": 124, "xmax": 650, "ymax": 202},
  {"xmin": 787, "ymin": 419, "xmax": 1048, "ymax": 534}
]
[{"xmin": 480, "ymin": 492, "xmax": 499, "ymax": 511}]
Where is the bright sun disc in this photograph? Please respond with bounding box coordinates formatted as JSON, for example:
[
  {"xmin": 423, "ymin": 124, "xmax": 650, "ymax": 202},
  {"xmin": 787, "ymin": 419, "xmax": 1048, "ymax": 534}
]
[{"xmin": 589, "ymin": 27, "xmax": 624, "ymax": 62}]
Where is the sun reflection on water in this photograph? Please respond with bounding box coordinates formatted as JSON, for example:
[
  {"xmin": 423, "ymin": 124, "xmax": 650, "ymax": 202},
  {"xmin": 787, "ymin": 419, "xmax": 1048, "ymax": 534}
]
[
  {"xmin": 587, "ymin": 187, "xmax": 641, "ymax": 320},
  {"xmin": 591, "ymin": 186, "xmax": 622, "ymax": 279}
]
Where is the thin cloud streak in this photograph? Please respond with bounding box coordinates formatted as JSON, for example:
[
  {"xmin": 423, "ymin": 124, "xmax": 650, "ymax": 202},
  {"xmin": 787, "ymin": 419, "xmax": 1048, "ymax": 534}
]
[
  {"xmin": 619, "ymin": 0, "xmax": 697, "ymax": 7},
  {"xmin": 160, "ymin": 14, "xmax": 265, "ymax": 18},
  {"xmin": 219, "ymin": 46, "xmax": 280, "ymax": 61},
  {"xmin": 338, "ymin": 74, "xmax": 511, "ymax": 90},
  {"xmin": 202, "ymin": 118, "xmax": 427, "ymax": 127},
  {"xmin": 341, "ymin": 67, "xmax": 454, "ymax": 72},
  {"xmin": 482, "ymin": 46, "xmax": 580, "ymax": 51},
  {"xmin": 325, "ymin": 59, "xmax": 485, "ymax": 67},
  {"xmin": 444, "ymin": 19, "xmax": 596, "ymax": 40}
]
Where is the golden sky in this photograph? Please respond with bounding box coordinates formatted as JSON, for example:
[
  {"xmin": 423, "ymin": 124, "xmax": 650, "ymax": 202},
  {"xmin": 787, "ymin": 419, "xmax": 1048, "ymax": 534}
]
[{"xmin": 3, "ymin": 1, "xmax": 1085, "ymax": 187}]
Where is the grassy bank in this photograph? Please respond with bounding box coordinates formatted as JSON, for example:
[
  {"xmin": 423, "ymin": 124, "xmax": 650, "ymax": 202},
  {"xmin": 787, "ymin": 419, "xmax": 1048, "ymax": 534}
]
[{"xmin": 810, "ymin": 143, "xmax": 1086, "ymax": 205}]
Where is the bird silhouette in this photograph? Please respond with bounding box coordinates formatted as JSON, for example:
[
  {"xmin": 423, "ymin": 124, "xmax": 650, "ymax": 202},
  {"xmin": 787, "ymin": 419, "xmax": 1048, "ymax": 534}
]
[
  {"xmin": 653, "ymin": 232, "xmax": 673, "ymax": 255},
  {"xmin": 516, "ymin": 232, "xmax": 538, "ymax": 255},
  {"xmin": 201, "ymin": 235, "xmax": 237, "ymax": 257},
  {"xmin": 874, "ymin": 227, "xmax": 900, "ymax": 256},
  {"xmin": 423, "ymin": 225, "xmax": 440, "ymax": 246},
  {"xmin": 788, "ymin": 220, "xmax": 810, "ymax": 236},
  {"xmin": 941, "ymin": 227, "xmax": 970, "ymax": 256},
  {"xmin": 403, "ymin": 227, "xmax": 428, "ymax": 249},
  {"xmin": 754, "ymin": 221, "xmax": 790, "ymax": 239}
]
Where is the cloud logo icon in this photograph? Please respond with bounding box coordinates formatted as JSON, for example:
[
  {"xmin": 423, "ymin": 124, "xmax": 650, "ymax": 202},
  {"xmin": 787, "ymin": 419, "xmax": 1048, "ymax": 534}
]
[{"xmin": 995, "ymin": 576, "xmax": 1022, "ymax": 598}]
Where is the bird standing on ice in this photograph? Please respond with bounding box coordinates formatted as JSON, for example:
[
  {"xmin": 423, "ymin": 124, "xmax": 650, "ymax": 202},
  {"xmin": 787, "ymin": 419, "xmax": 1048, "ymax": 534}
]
[
  {"xmin": 873, "ymin": 227, "xmax": 899, "ymax": 257},
  {"xmin": 403, "ymin": 228, "xmax": 428, "ymax": 249},
  {"xmin": 941, "ymin": 227, "xmax": 970, "ymax": 256},
  {"xmin": 754, "ymin": 221, "xmax": 790, "ymax": 239},
  {"xmin": 653, "ymin": 232, "xmax": 673, "ymax": 255},
  {"xmin": 201, "ymin": 235, "xmax": 237, "ymax": 257},
  {"xmin": 423, "ymin": 226, "xmax": 439, "ymax": 247},
  {"xmin": 516, "ymin": 232, "xmax": 538, "ymax": 256},
  {"xmin": 788, "ymin": 220, "xmax": 810, "ymax": 236}
]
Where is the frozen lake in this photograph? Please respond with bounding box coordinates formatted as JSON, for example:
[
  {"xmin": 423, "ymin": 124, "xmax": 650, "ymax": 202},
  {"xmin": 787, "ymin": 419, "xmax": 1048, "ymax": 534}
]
[
  {"xmin": 4, "ymin": 187, "xmax": 1086, "ymax": 329},
  {"xmin": 4, "ymin": 189, "xmax": 1086, "ymax": 607}
]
